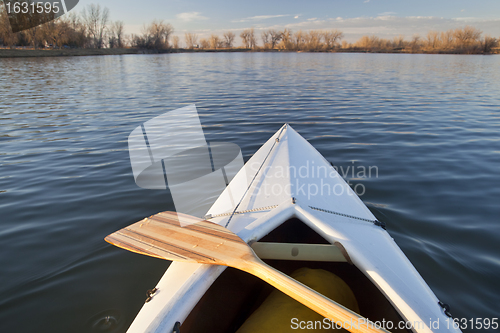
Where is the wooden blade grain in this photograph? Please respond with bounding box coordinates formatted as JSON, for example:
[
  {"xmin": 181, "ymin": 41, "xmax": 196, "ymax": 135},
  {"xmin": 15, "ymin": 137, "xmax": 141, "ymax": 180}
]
[
  {"xmin": 105, "ymin": 211, "xmax": 390, "ymax": 333},
  {"xmin": 105, "ymin": 211, "xmax": 253, "ymax": 265}
]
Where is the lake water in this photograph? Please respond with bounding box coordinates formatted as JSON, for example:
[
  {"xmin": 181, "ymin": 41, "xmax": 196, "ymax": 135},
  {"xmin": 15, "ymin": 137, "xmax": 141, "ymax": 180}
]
[{"xmin": 1, "ymin": 52, "xmax": 499, "ymax": 333}]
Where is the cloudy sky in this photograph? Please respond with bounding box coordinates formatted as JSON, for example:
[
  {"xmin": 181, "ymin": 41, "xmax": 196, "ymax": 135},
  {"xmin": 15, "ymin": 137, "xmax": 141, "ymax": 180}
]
[{"xmin": 78, "ymin": 0, "xmax": 500, "ymax": 45}]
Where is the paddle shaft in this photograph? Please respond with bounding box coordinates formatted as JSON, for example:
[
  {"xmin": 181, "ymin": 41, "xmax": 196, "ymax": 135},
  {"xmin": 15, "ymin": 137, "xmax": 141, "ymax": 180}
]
[
  {"xmin": 239, "ymin": 255, "xmax": 390, "ymax": 333},
  {"xmin": 105, "ymin": 212, "xmax": 390, "ymax": 333}
]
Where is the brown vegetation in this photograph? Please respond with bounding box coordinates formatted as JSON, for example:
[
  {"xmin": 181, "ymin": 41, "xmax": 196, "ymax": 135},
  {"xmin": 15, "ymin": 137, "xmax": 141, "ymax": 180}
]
[
  {"xmin": 347, "ymin": 26, "xmax": 498, "ymax": 54},
  {"xmin": 184, "ymin": 32, "xmax": 198, "ymax": 49},
  {"xmin": 196, "ymin": 28, "xmax": 343, "ymax": 51},
  {"xmin": 171, "ymin": 35, "xmax": 179, "ymax": 49},
  {"xmin": 108, "ymin": 21, "xmax": 124, "ymax": 48},
  {"xmin": 0, "ymin": 3, "xmax": 123, "ymax": 49},
  {"xmin": 209, "ymin": 34, "xmax": 221, "ymax": 49},
  {"xmin": 131, "ymin": 20, "xmax": 173, "ymax": 50},
  {"xmin": 81, "ymin": 4, "xmax": 109, "ymax": 49},
  {"xmin": 223, "ymin": 31, "xmax": 235, "ymax": 48},
  {"xmin": 240, "ymin": 28, "xmax": 257, "ymax": 49},
  {"xmin": 199, "ymin": 38, "xmax": 209, "ymax": 49}
]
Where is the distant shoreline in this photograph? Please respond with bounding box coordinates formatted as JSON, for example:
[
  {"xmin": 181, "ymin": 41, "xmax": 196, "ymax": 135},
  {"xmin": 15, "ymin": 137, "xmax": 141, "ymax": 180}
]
[
  {"xmin": 0, "ymin": 48, "xmax": 139, "ymax": 58},
  {"xmin": 1, "ymin": 47, "xmax": 498, "ymax": 58}
]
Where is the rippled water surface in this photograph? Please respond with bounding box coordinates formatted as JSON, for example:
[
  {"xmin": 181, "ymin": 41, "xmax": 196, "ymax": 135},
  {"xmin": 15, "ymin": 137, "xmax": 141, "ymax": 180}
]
[{"xmin": 1, "ymin": 53, "xmax": 499, "ymax": 332}]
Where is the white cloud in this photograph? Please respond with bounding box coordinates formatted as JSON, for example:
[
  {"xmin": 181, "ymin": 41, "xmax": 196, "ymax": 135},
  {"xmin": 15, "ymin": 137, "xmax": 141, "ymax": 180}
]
[
  {"xmin": 233, "ymin": 14, "xmax": 289, "ymax": 23},
  {"xmin": 454, "ymin": 17, "xmax": 481, "ymax": 22},
  {"xmin": 167, "ymin": 14, "xmax": 500, "ymax": 46},
  {"xmin": 294, "ymin": 15, "xmax": 299, "ymax": 19},
  {"xmin": 307, "ymin": 18, "xmax": 318, "ymax": 21},
  {"xmin": 378, "ymin": 12, "xmax": 397, "ymax": 16},
  {"xmin": 176, "ymin": 12, "xmax": 208, "ymax": 22},
  {"xmin": 364, "ymin": 0, "xmax": 370, "ymax": 3}
]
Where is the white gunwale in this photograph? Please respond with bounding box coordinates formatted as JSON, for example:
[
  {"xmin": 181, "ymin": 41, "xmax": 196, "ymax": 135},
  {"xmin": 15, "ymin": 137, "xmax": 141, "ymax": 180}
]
[{"xmin": 126, "ymin": 124, "xmax": 460, "ymax": 333}]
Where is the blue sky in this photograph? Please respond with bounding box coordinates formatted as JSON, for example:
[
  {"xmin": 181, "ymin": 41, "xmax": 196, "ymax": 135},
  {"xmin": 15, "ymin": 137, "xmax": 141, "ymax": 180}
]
[{"xmin": 78, "ymin": 0, "xmax": 500, "ymax": 44}]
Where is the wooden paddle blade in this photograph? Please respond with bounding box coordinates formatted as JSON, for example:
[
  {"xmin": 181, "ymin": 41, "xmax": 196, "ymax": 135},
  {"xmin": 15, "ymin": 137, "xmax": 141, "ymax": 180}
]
[
  {"xmin": 106, "ymin": 211, "xmax": 389, "ymax": 333},
  {"xmin": 105, "ymin": 211, "xmax": 253, "ymax": 265}
]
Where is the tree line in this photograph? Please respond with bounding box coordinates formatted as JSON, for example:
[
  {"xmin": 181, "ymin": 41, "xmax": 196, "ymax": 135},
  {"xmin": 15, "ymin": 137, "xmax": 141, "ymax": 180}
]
[
  {"xmin": 0, "ymin": 3, "xmax": 125, "ymax": 49},
  {"xmin": 0, "ymin": 2, "xmax": 498, "ymax": 54},
  {"xmin": 0, "ymin": 2, "xmax": 177, "ymax": 50},
  {"xmin": 184, "ymin": 28, "xmax": 344, "ymax": 51},
  {"xmin": 183, "ymin": 26, "xmax": 497, "ymax": 54},
  {"xmin": 347, "ymin": 26, "xmax": 498, "ymax": 54}
]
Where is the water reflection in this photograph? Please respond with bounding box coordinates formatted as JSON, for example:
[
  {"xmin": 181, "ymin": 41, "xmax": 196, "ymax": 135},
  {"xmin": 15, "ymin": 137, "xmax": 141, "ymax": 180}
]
[{"xmin": 0, "ymin": 53, "xmax": 499, "ymax": 333}]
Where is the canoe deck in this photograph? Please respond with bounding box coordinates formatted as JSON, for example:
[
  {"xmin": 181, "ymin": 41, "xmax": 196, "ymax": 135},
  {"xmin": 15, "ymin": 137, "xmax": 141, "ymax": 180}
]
[
  {"xmin": 181, "ymin": 218, "xmax": 411, "ymax": 332},
  {"xmin": 125, "ymin": 124, "xmax": 460, "ymax": 333}
]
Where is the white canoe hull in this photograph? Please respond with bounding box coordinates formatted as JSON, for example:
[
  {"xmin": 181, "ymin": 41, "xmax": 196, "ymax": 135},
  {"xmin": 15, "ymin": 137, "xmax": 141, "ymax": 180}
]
[{"xmin": 126, "ymin": 125, "xmax": 460, "ymax": 333}]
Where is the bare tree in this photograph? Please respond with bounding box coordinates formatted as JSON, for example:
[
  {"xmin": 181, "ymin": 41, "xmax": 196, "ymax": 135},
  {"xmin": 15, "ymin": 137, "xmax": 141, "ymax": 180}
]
[
  {"xmin": 261, "ymin": 30, "xmax": 270, "ymax": 48},
  {"xmin": 64, "ymin": 12, "xmax": 86, "ymax": 48},
  {"xmin": 483, "ymin": 35, "xmax": 498, "ymax": 53},
  {"xmin": 439, "ymin": 30, "xmax": 453, "ymax": 50},
  {"xmin": 306, "ymin": 30, "xmax": 322, "ymax": 50},
  {"xmin": 132, "ymin": 20, "xmax": 173, "ymax": 49},
  {"xmin": 355, "ymin": 36, "xmax": 370, "ymax": 49},
  {"xmin": 454, "ymin": 25, "xmax": 482, "ymax": 49},
  {"xmin": 223, "ymin": 31, "xmax": 235, "ymax": 48},
  {"xmin": 41, "ymin": 18, "xmax": 69, "ymax": 48},
  {"xmin": 171, "ymin": 35, "xmax": 180, "ymax": 48},
  {"xmin": 269, "ymin": 30, "xmax": 282, "ymax": 49},
  {"xmin": 66, "ymin": 12, "xmax": 80, "ymax": 31},
  {"xmin": 26, "ymin": 25, "xmax": 43, "ymax": 49},
  {"xmin": 108, "ymin": 21, "xmax": 124, "ymax": 48},
  {"xmin": 426, "ymin": 31, "xmax": 440, "ymax": 49},
  {"xmin": 149, "ymin": 20, "xmax": 173, "ymax": 48},
  {"xmin": 240, "ymin": 28, "xmax": 256, "ymax": 48},
  {"xmin": 7, "ymin": 0, "xmax": 52, "ymax": 49},
  {"xmin": 82, "ymin": 4, "xmax": 109, "ymax": 48},
  {"xmin": 279, "ymin": 28, "xmax": 293, "ymax": 50},
  {"xmin": 322, "ymin": 30, "xmax": 343, "ymax": 49},
  {"xmin": 409, "ymin": 34, "xmax": 421, "ymax": 53},
  {"xmin": 248, "ymin": 28, "xmax": 257, "ymax": 48},
  {"xmin": 392, "ymin": 35, "xmax": 405, "ymax": 49},
  {"xmin": 0, "ymin": 6, "xmax": 18, "ymax": 47},
  {"xmin": 352, "ymin": 28, "xmax": 485, "ymax": 53},
  {"xmin": 209, "ymin": 34, "xmax": 220, "ymax": 49},
  {"xmin": 382, "ymin": 39, "xmax": 392, "ymax": 49},
  {"xmin": 96, "ymin": 7, "xmax": 109, "ymax": 48},
  {"xmin": 240, "ymin": 29, "xmax": 250, "ymax": 48},
  {"xmin": 199, "ymin": 38, "xmax": 209, "ymax": 49},
  {"xmin": 355, "ymin": 35, "xmax": 382, "ymax": 50},
  {"xmin": 293, "ymin": 30, "xmax": 306, "ymax": 50},
  {"xmin": 184, "ymin": 32, "xmax": 198, "ymax": 49}
]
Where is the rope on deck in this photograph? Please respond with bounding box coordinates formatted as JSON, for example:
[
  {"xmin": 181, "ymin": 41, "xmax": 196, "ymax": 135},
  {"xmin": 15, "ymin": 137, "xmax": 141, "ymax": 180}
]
[
  {"xmin": 204, "ymin": 204, "xmax": 279, "ymax": 219},
  {"xmin": 308, "ymin": 205, "xmax": 386, "ymax": 229}
]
